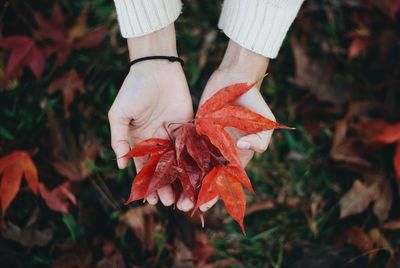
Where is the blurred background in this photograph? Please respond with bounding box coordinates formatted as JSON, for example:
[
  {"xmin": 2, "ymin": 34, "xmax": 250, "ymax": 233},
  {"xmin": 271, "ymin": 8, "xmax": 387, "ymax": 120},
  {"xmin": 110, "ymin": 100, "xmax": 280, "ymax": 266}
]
[{"xmin": 1, "ymin": 0, "xmax": 400, "ymax": 267}]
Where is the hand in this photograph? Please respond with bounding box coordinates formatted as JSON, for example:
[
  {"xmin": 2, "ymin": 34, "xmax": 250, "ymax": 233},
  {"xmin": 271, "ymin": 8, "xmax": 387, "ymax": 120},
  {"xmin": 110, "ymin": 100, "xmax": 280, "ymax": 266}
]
[
  {"xmin": 198, "ymin": 41, "xmax": 275, "ymax": 211},
  {"xmin": 108, "ymin": 24, "xmax": 193, "ymax": 207}
]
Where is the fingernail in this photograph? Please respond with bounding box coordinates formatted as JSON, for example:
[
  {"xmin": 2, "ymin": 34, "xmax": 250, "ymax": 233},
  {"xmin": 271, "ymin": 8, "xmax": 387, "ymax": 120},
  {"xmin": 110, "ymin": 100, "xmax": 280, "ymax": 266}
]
[
  {"xmin": 162, "ymin": 198, "xmax": 173, "ymax": 207},
  {"xmin": 181, "ymin": 199, "xmax": 194, "ymax": 212},
  {"xmin": 237, "ymin": 140, "xmax": 251, "ymax": 149}
]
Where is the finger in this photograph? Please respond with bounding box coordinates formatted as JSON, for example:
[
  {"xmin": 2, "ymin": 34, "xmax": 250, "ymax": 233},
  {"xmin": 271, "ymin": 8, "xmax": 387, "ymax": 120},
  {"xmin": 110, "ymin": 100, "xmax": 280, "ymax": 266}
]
[
  {"xmin": 237, "ymin": 130, "xmax": 273, "ymax": 153},
  {"xmin": 157, "ymin": 185, "xmax": 174, "ymax": 206},
  {"xmin": 199, "ymin": 196, "xmax": 219, "ymax": 212},
  {"xmin": 177, "ymin": 193, "xmax": 194, "ymax": 212},
  {"xmin": 108, "ymin": 108, "xmax": 131, "ymax": 169},
  {"xmin": 146, "ymin": 192, "xmax": 158, "ymax": 205}
]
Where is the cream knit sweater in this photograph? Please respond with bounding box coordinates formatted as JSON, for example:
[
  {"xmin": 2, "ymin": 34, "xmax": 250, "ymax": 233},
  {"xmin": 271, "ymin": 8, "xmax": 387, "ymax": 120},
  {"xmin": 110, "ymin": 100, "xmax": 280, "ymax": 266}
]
[{"xmin": 113, "ymin": 0, "xmax": 304, "ymax": 58}]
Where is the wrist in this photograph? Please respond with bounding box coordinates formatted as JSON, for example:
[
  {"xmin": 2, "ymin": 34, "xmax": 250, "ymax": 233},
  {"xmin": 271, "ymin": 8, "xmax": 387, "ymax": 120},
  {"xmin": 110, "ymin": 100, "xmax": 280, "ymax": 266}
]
[
  {"xmin": 218, "ymin": 40, "xmax": 270, "ymax": 81},
  {"xmin": 127, "ymin": 23, "xmax": 178, "ymax": 61}
]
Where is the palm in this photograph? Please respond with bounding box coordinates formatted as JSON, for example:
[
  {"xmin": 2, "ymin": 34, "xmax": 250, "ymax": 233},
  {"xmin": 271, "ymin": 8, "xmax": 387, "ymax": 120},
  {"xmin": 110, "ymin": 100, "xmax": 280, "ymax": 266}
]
[
  {"xmin": 113, "ymin": 63, "xmax": 193, "ymax": 148},
  {"xmin": 199, "ymin": 69, "xmax": 274, "ymax": 166}
]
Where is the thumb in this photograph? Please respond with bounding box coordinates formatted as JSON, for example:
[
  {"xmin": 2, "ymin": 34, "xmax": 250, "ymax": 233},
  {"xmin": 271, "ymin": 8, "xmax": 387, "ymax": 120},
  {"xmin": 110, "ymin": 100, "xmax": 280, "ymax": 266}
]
[
  {"xmin": 236, "ymin": 130, "xmax": 273, "ymax": 153},
  {"xmin": 108, "ymin": 109, "xmax": 131, "ymax": 169}
]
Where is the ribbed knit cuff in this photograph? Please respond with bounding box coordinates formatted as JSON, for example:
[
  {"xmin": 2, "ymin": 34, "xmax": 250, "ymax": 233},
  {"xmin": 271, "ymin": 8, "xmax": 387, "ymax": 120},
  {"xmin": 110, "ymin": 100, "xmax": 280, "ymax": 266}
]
[
  {"xmin": 114, "ymin": 0, "xmax": 182, "ymax": 38},
  {"xmin": 218, "ymin": 0, "xmax": 304, "ymax": 58}
]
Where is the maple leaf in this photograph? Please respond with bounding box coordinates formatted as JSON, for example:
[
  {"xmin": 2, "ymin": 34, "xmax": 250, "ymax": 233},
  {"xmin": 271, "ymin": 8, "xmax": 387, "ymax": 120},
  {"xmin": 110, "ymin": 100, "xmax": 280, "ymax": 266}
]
[
  {"xmin": 198, "ymin": 104, "xmax": 291, "ymax": 132},
  {"xmin": 32, "ymin": 4, "xmax": 66, "ymax": 43},
  {"xmin": 0, "ymin": 36, "xmax": 45, "ymax": 82},
  {"xmin": 125, "ymin": 154, "xmax": 162, "ymax": 204},
  {"xmin": 176, "ymin": 149, "xmax": 203, "ymax": 190},
  {"xmin": 124, "ymin": 138, "xmax": 196, "ymax": 204},
  {"xmin": 195, "ymin": 80, "xmax": 291, "ymax": 169},
  {"xmin": 194, "ymin": 166, "xmax": 246, "ymax": 234},
  {"xmin": 147, "ymin": 150, "xmax": 178, "ymax": 194},
  {"xmin": 122, "ymin": 138, "xmax": 171, "ymax": 158},
  {"xmin": 0, "ymin": 151, "xmax": 39, "ymax": 217},
  {"xmin": 175, "ymin": 124, "xmax": 211, "ymax": 174},
  {"xmin": 374, "ymin": 123, "xmax": 400, "ymax": 181},
  {"xmin": 33, "ymin": 3, "xmax": 106, "ymax": 67},
  {"xmin": 197, "ymin": 81, "xmax": 257, "ymax": 117},
  {"xmin": 48, "ymin": 69, "xmax": 85, "ymax": 118},
  {"xmin": 39, "ymin": 182, "xmax": 77, "ymax": 213}
]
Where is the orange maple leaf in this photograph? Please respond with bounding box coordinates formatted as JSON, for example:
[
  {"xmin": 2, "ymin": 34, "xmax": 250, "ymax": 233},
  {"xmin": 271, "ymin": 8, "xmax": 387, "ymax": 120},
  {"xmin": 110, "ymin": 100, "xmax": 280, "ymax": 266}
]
[{"xmin": 0, "ymin": 151, "xmax": 39, "ymax": 217}]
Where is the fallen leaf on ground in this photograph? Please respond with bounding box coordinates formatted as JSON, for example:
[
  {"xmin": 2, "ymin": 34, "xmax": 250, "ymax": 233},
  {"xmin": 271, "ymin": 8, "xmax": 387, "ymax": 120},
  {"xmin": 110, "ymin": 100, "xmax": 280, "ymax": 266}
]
[
  {"xmin": 373, "ymin": 123, "xmax": 400, "ymax": 181},
  {"xmin": 291, "ymin": 37, "xmax": 347, "ymax": 104},
  {"xmin": 340, "ymin": 180, "xmax": 374, "ymax": 219},
  {"xmin": 0, "ymin": 151, "xmax": 39, "ymax": 217},
  {"xmin": 0, "ymin": 36, "xmax": 45, "ymax": 82},
  {"xmin": 331, "ymin": 102, "xmax": 380, "ymax": 167},
  {"xmin": 339, "ymin": 171, "xmax": 392, "ymax": 223},
  {"xmin": 48, "ymin": 69, "xmax": 85, "ymax": 118},
  {"xmin": 39, "ymin": 182, "xmax": 76, "ymax": 213},
  {"xmin": 33, "ymin": 3, "xmax": 106, "ymax": 67},
  {"xmin": 343, "ymin": 226, "xmax": 374, "ymax": 254},
  {"xmin": 2, "ymin": 222, "xmax": 52, "ymax": 247},
  {"xmin": 117, "ymin": 205, "xmax": 158, "ymax": 251},
  {"xmin": 47, "ymin": 110, "xmax": 99, "ymax": 181}
]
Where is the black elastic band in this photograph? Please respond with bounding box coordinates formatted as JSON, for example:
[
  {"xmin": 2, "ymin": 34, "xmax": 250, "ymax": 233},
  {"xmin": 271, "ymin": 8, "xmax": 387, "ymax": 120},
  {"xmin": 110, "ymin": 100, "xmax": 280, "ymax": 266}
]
[{"xmin": 127, "ymin": 56, "xmax": 184, "ymax": 71}]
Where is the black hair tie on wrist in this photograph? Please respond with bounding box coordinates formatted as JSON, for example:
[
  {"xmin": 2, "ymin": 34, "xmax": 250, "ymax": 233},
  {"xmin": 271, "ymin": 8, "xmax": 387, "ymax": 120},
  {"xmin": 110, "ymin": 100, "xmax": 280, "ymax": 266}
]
[{"xmin": 126, "ymin": 56, "xmax": 184, "ymax": 72}]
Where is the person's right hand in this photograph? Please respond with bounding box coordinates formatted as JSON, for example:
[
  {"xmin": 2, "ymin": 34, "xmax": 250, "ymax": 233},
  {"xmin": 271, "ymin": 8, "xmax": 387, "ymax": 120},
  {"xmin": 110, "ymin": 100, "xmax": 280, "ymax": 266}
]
[
  {"xmin": 197, "ymin": 40, "xmax": 273, "ymax": 212},
  {"xmin": 108, "ymin": 24, "xmax": 194, "ymax": 208}
]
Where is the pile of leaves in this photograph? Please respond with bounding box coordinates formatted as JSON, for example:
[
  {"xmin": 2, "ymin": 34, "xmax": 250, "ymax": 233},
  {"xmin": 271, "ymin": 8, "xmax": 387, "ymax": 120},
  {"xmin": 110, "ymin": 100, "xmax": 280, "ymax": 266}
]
[{"xmin": 122, "ymin": 80, "xmax": 291, "ymax": 233}]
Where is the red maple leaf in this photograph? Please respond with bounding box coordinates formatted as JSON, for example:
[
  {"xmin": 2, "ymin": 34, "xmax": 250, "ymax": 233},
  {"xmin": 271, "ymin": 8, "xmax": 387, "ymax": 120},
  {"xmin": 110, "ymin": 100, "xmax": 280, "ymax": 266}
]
[
  {"xmin": 39, "ymin": 182, "xmax": 76, "ymax": 213},
  {"xmin": 0, "ymin": 36, "xmax": 45, "ymax": 82},
  {"xmin": 32, "ymin": 4, "xmax": 106, "ymax": 67},
  {"xmin": 123, "ymin": 138, "xmax": 196, "ymax": 204},
  {"xmin": 194, "ymin": 166, "xmax": 247, "ymax": 234},
  {"xmin": 0, "ymin": 151, "xmax": 39, "ymax": 217}
]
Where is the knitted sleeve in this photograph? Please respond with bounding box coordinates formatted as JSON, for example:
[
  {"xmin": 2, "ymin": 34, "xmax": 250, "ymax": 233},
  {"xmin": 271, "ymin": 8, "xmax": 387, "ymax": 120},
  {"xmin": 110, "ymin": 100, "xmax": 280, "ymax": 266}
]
[
  {"xmin": 113, "ymin": 0, "xmax": 182, "ymax": 37},
  {"xmin": 218, "ymin": 0, "xmax": 304, "ymax": 58}
]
